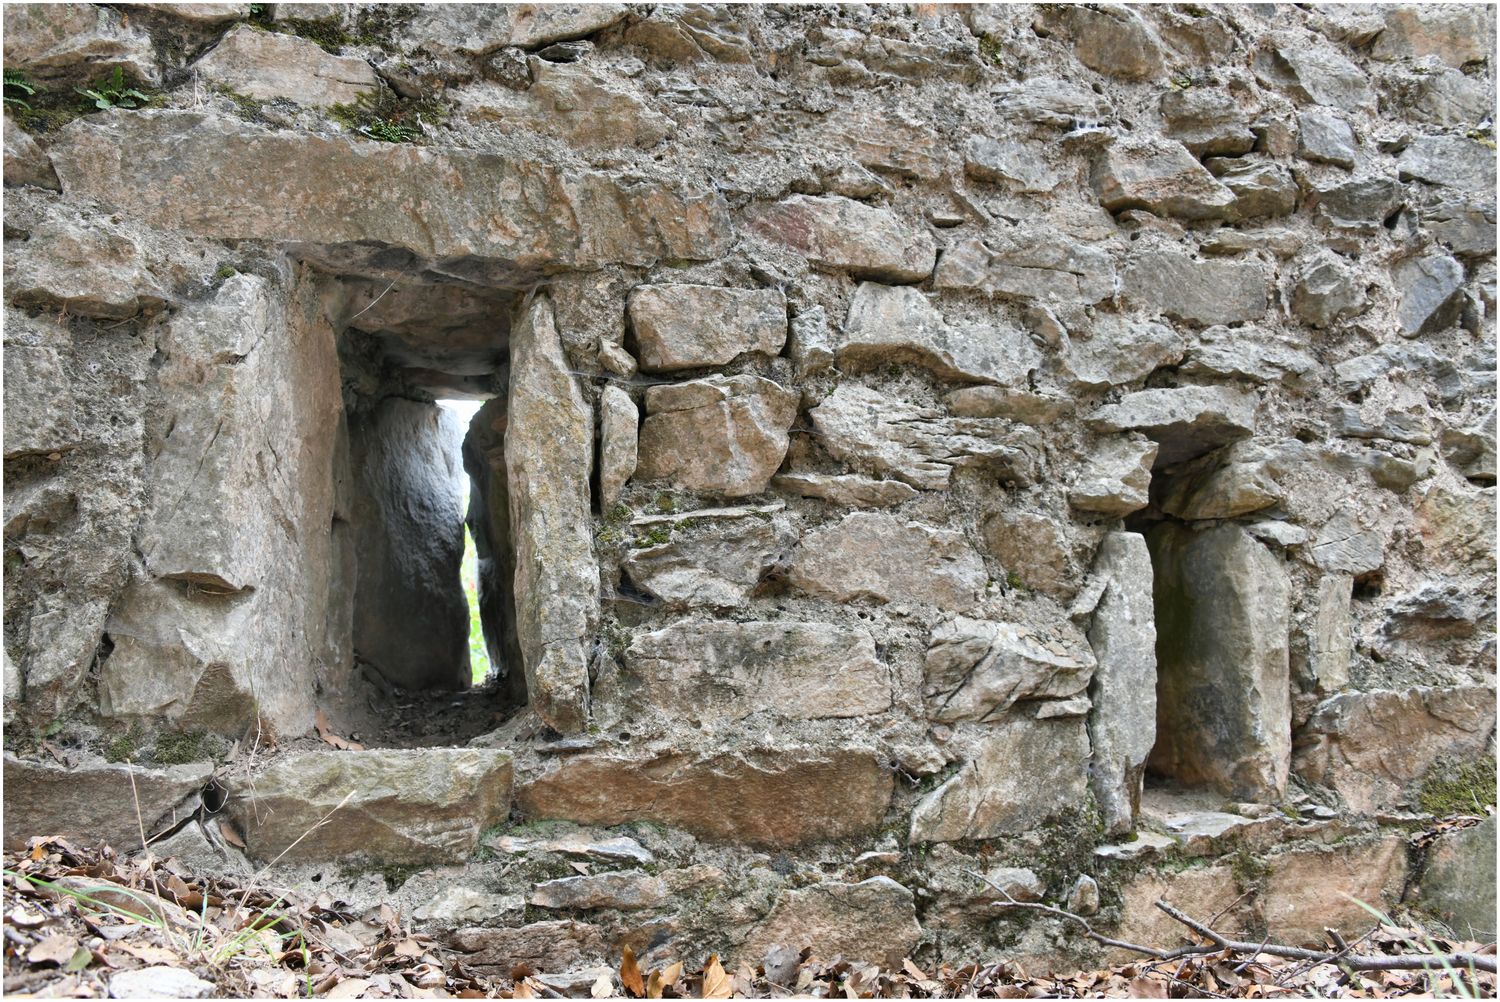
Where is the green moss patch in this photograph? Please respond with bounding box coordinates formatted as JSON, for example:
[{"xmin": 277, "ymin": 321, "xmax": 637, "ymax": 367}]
[{"xmin": 1419, "ymin": 756, "xmax": 1497, "ymax": 817}]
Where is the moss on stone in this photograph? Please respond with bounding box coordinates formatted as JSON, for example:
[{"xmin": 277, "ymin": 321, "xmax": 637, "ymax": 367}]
[
  {"xmin": 152, "ymin": 730, "xmax": 206, "ymax": 765},
  {"xmin": 104, "ymin": 723, "xmax": 147, "ymax": 764},
  {"xmin": 1419, "ymin": 756, "xmax": 1497, "ymax": 817}
]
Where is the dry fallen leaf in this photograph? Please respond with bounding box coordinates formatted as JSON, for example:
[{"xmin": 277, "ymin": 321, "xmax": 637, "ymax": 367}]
[
  {"xmin": 218, "ymin": 819, "xmax": 247, "ymax": 848},
  {"xmin": 28, "ymin": 934, "xmax": 81, "ymax": 967},
  {"xmin": 591, "ymin": 973, "xmax": 615, "ymax": 998},
  {"xmin": 702, "ymin": 954, "xmax": 733, "ymax": 999},
  {"xmin": 621, "ymin": 946, "xmax": 645, "ymax": 997},
  {"xmin": 327, "ymin": 977, "xmax": 372, "ymax": 999}
]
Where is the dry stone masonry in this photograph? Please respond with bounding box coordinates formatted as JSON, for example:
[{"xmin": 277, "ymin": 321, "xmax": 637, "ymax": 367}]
[{"xmin": 2, "ymin": 0, "xmax": 1496, "ymax": 976}]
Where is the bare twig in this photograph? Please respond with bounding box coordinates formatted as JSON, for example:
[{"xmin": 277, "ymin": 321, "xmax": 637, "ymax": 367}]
[
  {"xmin": 1154, "ymin": 901, "xmax": 1498, "ymax": 975},
  {"xmin": 966, "ymin": 870, "xmax": 1173, "ymax": 959}
]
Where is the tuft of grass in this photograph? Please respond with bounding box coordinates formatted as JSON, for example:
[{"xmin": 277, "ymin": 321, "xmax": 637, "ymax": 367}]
[
  {"xmin": 632, "ymin": 524, "xmax": 672, "ymax": 548},
  {"xmin": 328, "ymin": 88, "xmax": 442, "ymax": 144},
  {"xmin": 978, "ymin": 33, "xmax": 1003, "ymax": 66}
]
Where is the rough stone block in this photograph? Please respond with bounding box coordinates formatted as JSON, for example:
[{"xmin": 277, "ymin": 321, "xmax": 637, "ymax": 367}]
[
  {"xmin": 790, "ymin": 511, "xmax": 985, "ymax": 610},
  {"xmin": 746, "ymin": 194, "xmax": 936, "ymax": 283},
  {"xmin": 635, "ymin": 375, "xmax": 798, "ymax": 498},
  {"xmin": 627, "ymin": 284, "xmax": 786, "ymax": 372}
]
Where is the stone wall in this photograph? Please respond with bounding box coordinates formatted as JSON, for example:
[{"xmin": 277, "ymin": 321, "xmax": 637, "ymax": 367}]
[{"xmin": 2, "ymin": 0, "xmax": 1495, "ymax": 975}]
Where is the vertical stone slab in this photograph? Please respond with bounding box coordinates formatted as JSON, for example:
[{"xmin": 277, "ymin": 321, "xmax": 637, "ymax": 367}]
[
  {"xmin": 506, "ymin": 296, "xmax": 597, "ymax": 733},
  {"xmin": 348, "ymin": 398, "xmax": 470, "ymax": 691},
  {"xmin": 463, "ymin": 399, "xmax": 527, "ymax": 709},
  {"xmin": 1085, "ymin": 531, "xmax": 1158, "ymax": 835},
  {"xmin": 1147, "ymin": 523, "xmax": 1292, "ymax": 801},
  {"xmin": 598, "ymin": 384, "xmax": 638, "ymax": 512}
]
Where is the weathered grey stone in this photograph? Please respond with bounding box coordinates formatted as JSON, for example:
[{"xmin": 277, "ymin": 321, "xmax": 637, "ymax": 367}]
[
  {"xmin": 1382, "ymin": 581, "xmax": 1494, "ymax": 638},
  {"xmin": 747, "ymin": 194, "xmax": 936, "ymax": 283},
  {"xmin": 910, "ymin": 716, "xmax": 1090, "ymax": 841},
  {"xmin": 491, "ymin": 832, "xmax": 654, "ymax": 865},
  {"xmin": 841, "ymin": 282, "xmax": 1040, "ymax": 385},
  {"xmin": 229, "ymin": 749, "xmax": 512, "ymax": 864},
  {"xmin": 788, "ymin": 305, "xmax": 834, "ymax": 374},
  {"xmin": 135, "ymin": 4, "xmax": 247, "ymax": 23},
  {"xmin": 924, "ymin": 617, "xmax": 1094, "ymax": 723},
  {"xmin": 1407, "ymin": 66, "xmax": 1495, "ymax": 128},
  {"xmin": 996, "ymin": 76, "xmax": 1113, "ymax": 128},
  {"xmin": 983, "ymin": 509, "xmax": 1079, "ymax": 601},
  {"xmin": 1123, "ymin": 251, "xmax": 1268, "ymax": 326},
  {"xmin": 1394, "ymin": 251, "xmax": 1466, "ymax": 337},
  {"xmin": 1088, "ymin": 386, "xmax": 1257, "ymax": 467},
  {"xmin": 740, "ymin": 878, "xmax": 920, "ymax": 969},
  {"xmin": 627, "ymin": 284, "xmax": 786, "ymax": 372},
  {"xmin": 1333, "ymin": 402, "xmax": 1433, "ymax": 446},
  {"xmin": 348, "ymin": 399, "xmax": 469, "ymax": 690},
  {"xmin": 1421, "ymin": 198, "xmax": 1498, "ymax": 258},
  {"xmin": 598, "ymin": 385, "xmax": 637, "ymax": 513},
  {"xmin": 635, "ymin": 375, "xmax": 798, "ymax": 497},
  {"xmin": 1304, "ymin": 574, "xmax": 1353, "ymax": 692},
  {"xmin": 810, "ymin": 383, "xmax": 1040, "ymax": 490},
  {"xmin": 1261, "ymin": 838, "xmax": 1409, "ymax": 946},
  {"xmin": 1093, "ymin": 138, "xmax": 1235, "ymax": 219},
  {"xmin": 1255, "ymin": 44, "xmax": 1375, "ymax": 114},
  {"xmin": 194, "ymin": 25, "xmax": 378, "ymax": 107},
  {"xmin": 2, "ymin": 345, "xmax": 79, "ymax": 459},
  {"xmin": 944, "ymin": 386, "xmax": 1074, "ymax": 425},
  {"xmin": 790, "ymin": 512, "xmax": 985, "ymax": 610},
  {"xmin": 1297, "ymin": 110, "xmax": 1356, "ymax": 169},
  {"xmin": 6, "ymin": 214, "xmax": 167, "ymax": 319},
  {"xmin": 773, "ymin": 473, "xmax": 918, "ymax": 508},
  {"xmin": 934, "ymin": 232, "xmax": 1115, "ymax": 305},
  {"xmin": 1180, "ymin": 326, "xmax": 1318, "ymax": 386},
  {"xmin": 530, "ymin": 872, "xmax": 665, "ymax": 911},
  {"xmin": 1070, "ymin": 436, "xmax": 1156, "ymax": 517},
  {"xmin": 1297, "ymin": 686, "xmax": 1495, "ymax": 813},
  {"xmin": 455, "ymin": 61, "xmax": 670, "ymax": 149},
  {"xmin": 623, "ymin": 517, "xmax": 777, "ymax": 610},
  {"xmin": 1372, "ymin": 6, "xmax": 1495, "ymax": 68},
  {"xmin": 2, "ymin": 755, "xmax": 211, "ymax": 851},
  {"xmin": 1398, "ymin": 135, "xmax": 1498, "ymax": 192},
  {"xmin": 1308, "ymin": 510, "xmax": 1385, "ymax": 574},
  {"xmin": 1160, "ymin": 88, "xmax": 1255, "ymax": 158},
  {"xmin": 3, "ymin": 120, "xmax": 59, "ymax": 190},
  {"xmin": 517, "ymin": 745, "xmax": 893, "ymax": 846},
  {"xmin": 963, "ymin": 136, "xmax": 1060, "ymax": 192},
  {"xmin": 1208, "ymin": 157, "xmax": 1299, "ymax": 220},
  {"xmin": 1442, "ymin": 413, "xmax": 1497, "ymax": 483},
  {"xmin": 108, "ymin": 967, "xmax": 215, "ymax": 1000},
  {"xmin": 1419, "ymin": 816, "xmax": 1497, "ymax": 940},
  {"xmin": 2, "ymin": 3, "xmax": 158, "ymax": 84},
  {"xmin": 622, "ymin": 4, "xmax": 757, "ymax": 64},
  {"xmin": 412, "ymin": 886, "xmax": 523, "ymax": 930},
  {"xmin": 1067, "ymin": 875, "xmax": 1101, "ymax": 916},
  {"xmin": 1041, "ymin": 4, "xmax": 1164, "ymax": 80},
  {"xmin": 1148, "ymin": 524, "xmax": 1291, "ymax": 801},
  {"xmin": 973, "ymin": 867, "xmax": 1045, "ymax": 904},
  {"xmin": 48, "ymin": 112, "xmax": 732, "ymax": 269},
  {"xmin": 1309, "ymin": 175, "xmax": 1404, "ymax": 227},
  {"xmin": 1083, "ymin": 533, "xmax": 1157, "ymax": 835},
  {"xmin": 408, "ymin": 3, "xmax": 628, "ymax": 56},
  {"xmin": 450, "ymin": 921, "xmax": 607, "ymax": 975},
  {"xmin": 625, "ymin": 621, "xmax": 890, "ymax": 721},
  {"xmin": 1292, "ymin": 250, "xmax": 1367, "ymax": 328},
  {"xmin": 507, "ymin": 297, "xmax": 597, "ymax": 733}
]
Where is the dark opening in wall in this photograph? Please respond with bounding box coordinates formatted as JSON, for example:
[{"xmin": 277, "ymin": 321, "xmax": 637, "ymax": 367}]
[{"xmin": 322, "ymin": 268, "xmax": 525, "ymax": 709}]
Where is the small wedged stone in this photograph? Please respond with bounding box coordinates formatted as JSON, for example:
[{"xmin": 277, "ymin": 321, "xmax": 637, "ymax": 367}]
[
  {"xmin": 1394, "ymin": 251, "xmax": 1465, "ymax": 337},
  {"xmin": 193, "ymin": 24, "xmax": 378, "ymax": 108},
  {"xmin": 840, "ymin": 282, "xmax": 1040, "ymax": 385},
  {"xmin": 1160, "ymin": 88, "xmax": 1255, "ymax": 157},
  {"xmin": 627, "ymin": 284, "xmax": 786, "ymax": 372},
  {"xmin": 983, "ymin": 509, "xmax": 1081, "ymax": 601},
  {"xmin": 809, "ymin": 383, "xmax": 1041, "ymax": 490},
  {"xmin": 1088, "ymin": 386, "xmax": 1258, "ymax": 467},
  {"xmin": 1093, "ymin": 137, "xmax": 1235, "ymax": 220},
  {"xmin": 2, "ymin": 345, "xmax": 79, "ymax": 459},
  {"xmin": 973, "ymin": 868, "xmax": 1044, "ymax": 904},
  {"xmin": 622, "ymin": 518, "xmax": 778, "ymax": 609},
  {"xmin": 516, "ymin": 745, "xmax": 893, "ymax": 847},
  {"xmin": 1297, "ymin": 110, "xmax": 1356, "ymax": 169},
  {"xmin": 910, "ymin": 716, "xmax": 1090, "ymax": 841},
  {"xmin": 635, "ymin": 375, "xmax": 798, "ymax": 498},
  {"xmin": 624, "ymin": 620, "xmax": 891, "ymax": 720},
  {"xmin": 923, "ymin": 617, "xmax": 1095, "ymax": 723},
  {"xmin": 790, "ymin": 511, "xmax": 985, "ymax": 610},
  {"xmin": 747, "ymin": 194, "xmax": 936, "ymax": 283},
  {"xmin": 963, "ymin": 136, "xmax": 1060, "ymax": 191},
  {"xmin": 2, "ymin": 755, "xmax": 211, "ymax": 852},
  {"xmin": 1308, "ymin": 510, "xmax": 1386, "ymax": 574},
  {"xmin": 1308, "ymin": 176, "xmax": 1404, "ymax": 227},
  {"xmin": 944, "ymin": 386, "xmax": 1073, "ymax": 424},
  {"xmin": 1294, "ymin": 685, "xmax": 1496, "ymax": 813},
  {"xmin": 1123, "ymin": 251, "xmax": 1268, "ymax": 326},
  {"xmin": 449, "ymin": 920, "xmax": 607, "ymax": 975},
  {"xmin": 1180, "ymin": 327, "xmax": 1317, "ymax": 386},
  {"xmin": 598, "ymin": 385, "xmax": 638, "ymax": 513},
  {"xmin": 739, "ymin": 877, "xmax": 920, "ymax": 969},
  {"xmin": 1070, "ymin": 436, "xmax": 1156, "ymax": 517},
  {"xmin": 1292, "ymin": 251, "xmax": 1367, "ymax": 328},
  {"xmin": 1398, "ymin": 136, "xmax": 1497, "ymax": 192},
  {"xmin": 530, "ymin": 872, "xmax": 665, "ymax": 911},
  {"xmin": 772, "ymin": 473, "xmax": 918, "ymax": 508},
  {"xmin": 1147, "ymin": 524, "xmax": 1291, "ymax": 801},
  {"xmin": 1214, "ymin": 158, "xmax": 1298, "ymax": 219},
  {"xmin": 933, "ymin": 232, "xmax": 1115, "ymax": 305},
  {"xmin": 227, "ymin": 749, "xmax": 513, "ymax": 864},
  {"xmin": 1059, "ymin": 318, "xmax": 1185, "ymax": 391},
  {"xmin": 408, "ymin": 4, "xmax": 628, "ymax": 56},
  {"xmin": 1254, "ymin": 43, "xmax": 1375, "ymax": 114}
]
